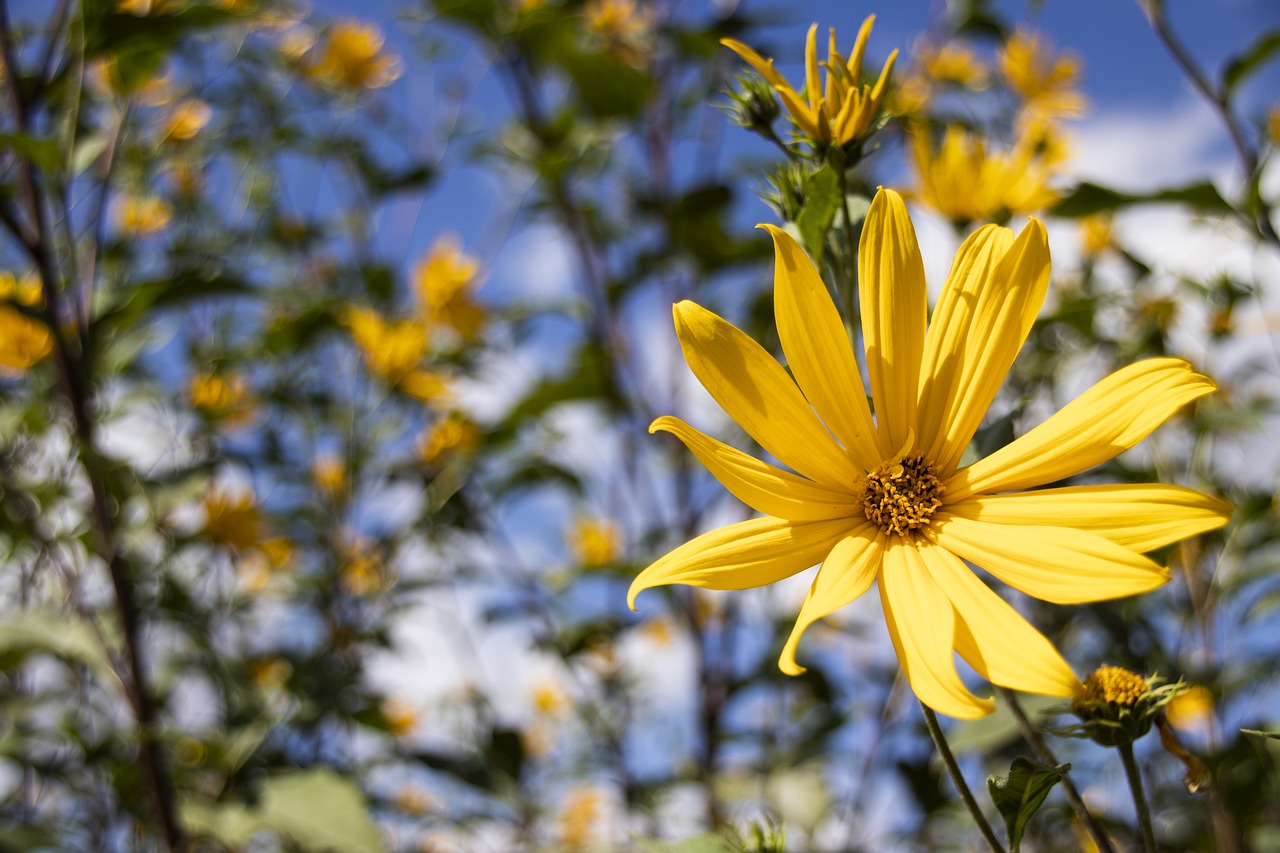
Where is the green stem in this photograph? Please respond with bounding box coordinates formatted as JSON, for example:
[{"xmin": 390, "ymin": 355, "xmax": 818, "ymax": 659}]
[
  {"xmin": 1118, "ymin": 742, "xmax": 1158, "ymax": 853},
  {"xmin": 921, "ymin": 702, "xmax": 1008, "ymax": 853},
  {"xmin": 834, "ymin": 158, "xmax": 859, "ymax": 326}
]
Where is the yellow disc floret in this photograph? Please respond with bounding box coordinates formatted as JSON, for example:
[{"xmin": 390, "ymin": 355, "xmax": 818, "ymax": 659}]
[
  {"xmin": 1075, "ymin": 664, "xmax": 1149, "ymax": 709},
  {"xmin": 860, "ymin": 452, "xmax": 944, "ymax": 537}
]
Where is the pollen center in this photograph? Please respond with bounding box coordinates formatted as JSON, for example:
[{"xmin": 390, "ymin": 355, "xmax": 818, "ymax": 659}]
[{"xmin": 860, "ymin": 452, "xmax": 945, "ymax": 537}]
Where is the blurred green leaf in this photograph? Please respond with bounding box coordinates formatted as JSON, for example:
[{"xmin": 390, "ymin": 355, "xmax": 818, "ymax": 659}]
[
  {"xmin": 0, "ymin": 611, "xmax": 114, "ymax": 681},
  {"xmin": 1052, "ymin": 181, "xmax": 1233, "ymax": 218},
  {"xmin": 1222, "ymin": 30, "xmax": 1280, "ymax": 95},
  {"xmin": 0, "ymin": 823, "xmax": 58, "ymax": 853},
  {"xmin": 948, "ymin": 694, "xmax": 1061, "ymax": 755},
  {"xmin": 636, "ymin": 834, "xmax": 738, "ymax": 853},
  {"xmin": 795, "ymin": 163, "xmax": 839, "ymax": 262},
  {"xmin": 0, "ymin": 133, "xmax": 61, "ymax": 173},
  {"xmin": 987, "ymin": 757, "xmax": 1068, "ymax": 853},
  {"xmin": 560, "ymin": 50, "xmax": 652, "ymax": 119}
]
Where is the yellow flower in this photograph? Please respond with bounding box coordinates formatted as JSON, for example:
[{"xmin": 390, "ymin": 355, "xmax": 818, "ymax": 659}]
[
  {"xmin": 629, "ymin": 189, "xmax": 1230, "ymax": 718},
  {"xmin": 160, "ymin": 98, "xmax": 212, "ymax": 142},
  {"xmin": 531, "ymin": 680, "xmax": 569, "ymax": 718},
  {"xmin": 417, "ymin": 412, "xmax": 481, "ymax": 465},
  {"xmin": 568, "ymin": 517, "xmax": 623, "ymax": 568},
  {"xmin": 309, "ymin": 19, "xmax": 401, "ymax": 91},
  {"xmin": 382, "ymin": 697, "xmax": 418, "ymax": 737},
  {"xmin": 584, "ymin": 0, "xmax": 650, "ymax": 67},
  {"xmin": 339, "ymin": 538, "xmax": 386, "ymax": 596},
  {"xmin": 344, "ymin": 305, "xmax": 450, "ymax": 404},
  {"xmin": 312, "ymin": 453, "xmax": 347, "ymax": 496},
  {"xmin": 920, "ymin": 40, "xmax": 988, "ymax": 90},
  {"xmin": 908, "ymin": 124, "xmax": 1061, "ymax": 225},
  {"xmin": 392, "ymin": 787, "xmax": 436, "ymax": 815},
  {"xmin": 1074, "ymin": 664, "xmax": 1148, "ymax": 709},
  {"xmin": 189, "ymin": 371, "xmax": 254, "ymax": 426},
  {"xmin": 557, "ymin": 785, "xmax": 604, "ymax": 852},
  {"xmin": 1080, "ymin": 214, "xmax": 1114, "ymax": 257},
  {"xmin": 116, "ymin": 193, "xmax": 173, "ymax": 236},
  {"xmin": 246, "ymin": 656, "xmax": 292, "ymax": 689},
  {"xmin": 999, "ymin": 29, "xmax": 1087, "ymax": 122},
  {"xmin": 1164, "ymin": 684, "xmax": 1213, "ymax": 731},
  {"xmin": 0, "ymin": 272, "xmax": 51, "ymax": 374},
  {"xmin": 202, "ymin": 486, "xmax": 264, "ymax": 551},
  {"xmin": 414, "ymin": 234, "xmax": 485, "ymax": 341},
  {"xmin": 722, "ymin": 17, "xmax": 898, "ymax": 150}
]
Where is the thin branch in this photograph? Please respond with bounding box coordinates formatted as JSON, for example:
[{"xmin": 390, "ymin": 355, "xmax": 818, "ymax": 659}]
[{"xmin": 921, "ymin": 702, "xmax": 1007, "ymax": 853}]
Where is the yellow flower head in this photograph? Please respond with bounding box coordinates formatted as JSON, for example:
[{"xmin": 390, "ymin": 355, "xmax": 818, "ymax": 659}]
[
  {"xmin": 722, "ymin": 17, "xmax": 898, "ymax": 150},
  {"xmin": 999, "ymin": 29, "xmax": 1086, "ymax": 121},
  {"xmin": 908, "ymin": 124, "xmax": 1061, "ymax": 225},
  {"xmin": 160, "ymin": 98, "xmax": 212, "ymax": 143},
  {"xmin": 246, "ymin": 656, "xmax": 292, "ymax": 689},
  {"xmin": 629, "ymin": 188, "xmax": 1230, "ymax": 718},
  {"xmin": 116, "ymin": 193, "xmax": 173, "ymax": 236},
  {"xmin": 1075, "ymin": 664, "xmax": 1148, "ymax": 709},
  {"xmin": 343, "ymin": 305, "xmax": 450, "ymax": 404},
  {"xmin": 309, "ymin": 18, "xmax": 401, "ymax": 91},
  {"xmin": 382, "ymin": 697, "xmax": 418, "ymax": 737},
  {"xmin": 531, "ymin": 680, "xmax": 569, "ymax": 718},
  {"xmin": 202, "ymin": 486, "xmax": 264, "ymax": 551},
  {"xmin": 557, "ymin": 784, "xmax": 604, "ymax": 852},
  {"xmin": 568, "ymin": 517, "xmax": 623, "ymax": 568},
  {"xmin": 0, "ymin": 271, "xmax": 51, "ymax": 374},
  {"xmin": 312, "ymin": 453, "xmax": 347, "ymax": 496},
  {"xmin": 1080, "ymin": 214, "xmax": 1114, "ymax": 257},
  {"xmin": 584, "ymin": 0, "xmax": 651, "ymax": 67},
  {"xmin": 189, "ymin": 371, "xmax": 254, "ymax": 426},
  {"xmin": 1164, "ymin": 684, "xmax": 1213, "ymax": 731},
  {"xmin": 414, "ymin": 234, "xmax": 485, "ymax": 341},
  {"xmin": 339, "ymin": 538, "xmax": 386, "ymax": 596},
  {"xmin": 417, "ymin": 412, "xmax": 481, "ymax": 465},
  {"xmin": 920, "ymin": 40, "xmax": 988, "ymax": 90}
]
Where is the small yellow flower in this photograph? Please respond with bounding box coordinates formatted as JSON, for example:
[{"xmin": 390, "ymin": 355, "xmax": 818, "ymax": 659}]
[
  {"xmin": 920, "ymin": 40, "xmax": 988, "ymax": 90},
  {"xmin": 999, "ymin": 29, "xmax": 1087, "ymax": 122},
  {"xmin": 531, "ymin": 680, "xmax": 569, "ymax": 718},
  {"xmin": 246, "ymin": 656, "xmax": 292, "ymax": 689},
  {"xmin": 382, "ymin": 697, "xmax": 418, "ymax": 737},
  {"xmin": 584, "ymin": 0, "xmax": 650, "ymax": 67},
  {"xmin": 312, "ymin": 453, "xmax": 347, "ymax": 496},
  {"xmin": 908, "ymin": 124, "xmax": 1060, "ymax": 225},
  {"xmin": 417, "ymin": 412, "xmax": 481, "ymax": 465},
  {"xmin": 1080, "ymin": 214, "xmax": 1114, "ymax": 257},
  {"xmin": 723, "ymin": 17, "xmax": 898, "ymax": 150},
  {"xmin": 189, "ymin": 371, "xmax": 254, "ymax": 426},
  {"xmin": 258, "ymin": 536, "xmax": 294, "ymax": 571},
  {"xmin": 202, "ymin": 486, "xmax": 264, "ymax": 551},
  {"xmin": 116, "ymin": 193, "xmax": 173, "ymax": 236},
  {"xmin": 637, "ymin": 616, "xmax": 674, "ymax": 646},
  {"xmin": 414, "ymin": 235, "xmax": 485, "ymax": 341},
  {"xmin": 309, "ymin": 19, "xmax": 401, "ymax": 91},
  {"xmin": 557, "ymin": 784, "xmax": 604, "ymax": 852},
  {"xmin": 339, "ymin": 538, "xmax": 386, "ymax": 596},
  {"xmin": 392, "ymin": 787, "xmax": 436, "ymax": 815},
  {"xmin": 568, "ymin": 517, "xmax": 623, "ymax": 568},
  {"xmin": 1164, "ymin": 684, "xmax": 1213, "ymax": 731},
  {"xmin": 344, "ymin": 306, "xmax": 451, "ymax": 404},
  {"xmin": 888, "ymin": 72, "xmax": 933, "ymax": 117},
  {"xmin": 0, "ymin": 271, "xmax": 51, "ymax": 374},
  {"xmin": 160, "ymin": 98, "xmax": 212, "ymax": 143},
  {"xmin": 1075, "ymin": 664, "xmax": 1148, "ymax": 709}
]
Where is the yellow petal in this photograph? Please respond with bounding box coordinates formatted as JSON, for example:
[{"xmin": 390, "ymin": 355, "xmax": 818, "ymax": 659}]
[
  {"xmin": 879, "ymin": 537, "xmax": 995, "ymax": 719},
  {"xmin": 673, "ymin": 300, "xmax": 863, "ymax": 488},
  {"xmin": 763, "ymin": 224, "xmax": 884, "ymax": 469},
  {"xmin": 779, "ymin": 523, "xmax": 884, "ymax": 675},
  {"xmin": 927, "ymin": 513, "xmax": 1170, "ymax": 604},
  {"xmin": 776, "ymin": 85, "xmax": 824, "ymax": 141},
  {"xmin": 945, "ymin": 486, "xmax": 1231, "ymax": 553},
  {"xmin": 917, "ymin": 224, "xmax": 1014, "ymax": 466},
  {"xmin": 651, "ymin": 416, "xmax": 861, "ymax": 521},
  {"xmin": 628, "ymin": 516, "xmax": 851, "ymax": 609},
  {"xmin": 947, "ymin": 358, "xmax": 1216, "ymax": 501},
  {"xmin": 399, "ymin": 369, "xmax": 451, "ymax": 403},
  {"xmin": 720, "ymin": 37, "xmax": 788, "ymax": 90},
  {"xmin": 918, "ymin": 541, "xmax": 1081, "ymax": 697},
  {"xmin": 859, "ymin": 188, "xmax": 926, "ymax": 451},
  {"xmin": 847, "ymin": 15, "xmax": 874, "ymax": 80},
  {"xmin": 804, "ymin": 23, "xmax": 821, "ymax": 114}
]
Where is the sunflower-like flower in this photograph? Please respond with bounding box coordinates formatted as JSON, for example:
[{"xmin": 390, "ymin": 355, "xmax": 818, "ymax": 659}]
[
  {"xmin": 998, "ymin": 29, "xmax": 1086, "ymax": 122},
  {"xmin": 629, "ymin": 188, "xmax": 1230, "ymax": 718},
  {"xmin": 722, "ymin": 17, "xmax": 897, "ymax": 150}
]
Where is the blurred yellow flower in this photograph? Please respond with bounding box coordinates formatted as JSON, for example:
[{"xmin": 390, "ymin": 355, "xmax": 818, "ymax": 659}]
[
  {"xmin": 117, "ymin": 0, "xmax": 178, "ymax": 15},
  {"xmin": 999, "ymin": 29, "xmax": 1087, "ymax": 122},
  {"xmin": 637, "ymin": 615, "xmax": 674, "ymax": 646},
  {"xmin": 382, "ymin": 697, "xmax": 418, "ymax": 737},
  {"xmin": 392, "ymin": 786, "xmax": 436, "ymax": 815},
  {"xmin": 908, "ymin": 124, "xmax": 1061, "ymax": 225},
  {"xmin": 557, "ymin": 785, "xmax": 604, "ymax": 852},
  {"xmin": 584, "ymin": 0, "xmax": 650, "ymax": 67},
  {"xmin": 309, "ymin": 19, "xmax": 401, "ymax": 91},
  {"xmin": 189, "ymin": 371, "xmax": 255, "ymax": 426},
  {"xmin": 568, "ymin": 517, "xmax": 623, "ymax": 568},
  {"xmin": 417, "ymin": 412, "xmax": 481, "ymax": 465},
  {"xmin": 202, "ymin": 486, "xmax": 264, "ymax": 551},
  {"xmin": 246, "ymin": 656, "xmax": 292, "ymax": 689},
  {"xmin": 1164, "ymin": 684, "xmax": 1213, "ymax": 731},
  {"xmin": 160, "ymin": 98, "xmax": 212, "ymax": 142},
  {"xmin": 414, "ymin": 234, "xmax": 485, "ymax": 341},
  {"xmin": 0, "ymin": 272, "xmax": 52, "ymax": 374},
  {"xmin": 116, "ymin": 193, "xmax": 173, "ymax": 236},
  {"xmin": 312, "ymin": 453, "xmax": 347, "ymax": 497},
  {"xmin": 1080, "ymin": 214, "xmax": 1114, "ymax": 257},
  {"xmin": 531, "ymin": 680, "xmax": 569, "ymax": 718},
  {"xmin": 339, "ymin": 538, "xmax": 386, "ymax": 596},
  {"xmin": 723, "ymin": 17, "xmax": 897, "ymax": 150},
  {"xmin": 277, "ymin": 25, "xmax": 318, "ymax": 60},
  {"xmin": 920, "ymin": 40, "xmax": 988, "ymax": 90},
  {"xmin": 344, "ymin": 305, "xmax": 450, "ymax": 404}
]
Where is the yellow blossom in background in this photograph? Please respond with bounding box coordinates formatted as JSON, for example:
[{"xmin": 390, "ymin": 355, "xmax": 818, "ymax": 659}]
[
  {"xmin": 637, "ymin": 615, "xmax": 674, "ymax": 646},
  {"xmin": 116, "ymin": 193, "xmax": 173, "ymax": 236},
  {"xmin": 277, "ymin": 25, "xmax": 318, "ymax": 60},
  {"xmin": 0, "ymin": 271, "xmax": 52, "ymax": 374},
  {"xmin": 116, "ymin": 0, "xmax": 178, "ymax": 16},
  {"xmin": 414, "ymin": 234, "xmax": 486, "ymax": 341},
  {"xmin": 584, "ymin": 0, "xmax": 650, "ymax": 67},
  {"xmin": 888, "ymin": 72, "xmax": 932, "ymax": 117},
  {"xmin": 629, "ymin": 189, "xmax": 1230, "ymax": 718},
  {"xmin": 344, "ymin": 305, "xmax": 450, "ymax": 404},
  {"xmin": 189, "ymin": 371, "xmax": 255, "ymax": 426},
  {"xmin": 530, "ymin": 680, "xmax": 569, "ymax": 718},
  {"xmin": 246, "ymin": 657, "xmax": 292, "ymax": 689},
  {"xmin": 258, "ymin": 536, "xmax": 294, "ymax": 571},
  {"xmin": 168, "ymin": 160, "xmax": 203, "ymax": 198},
  {"xmin": 1074, "ymin": 664, "xmax": 1149, "ymax": 710},
  {"xmin": 557, "ymin": 785, "xmax": 604, "ymax": 852},
  {"xmin": 309, "ymin": 19, "xmax": 401, "ymax": 91},
  {"xmin": 512, "ymin": 0, "xmax": 546, "ymax": 12},
  {"xmin": 392, "ymin": 787, "xmax": 435, "ymax": 815},
  {"xmin": 160, "ymin": 98, "xmax": 212, "ymax": 142},
  {"xmin": 202, "ymin": 486, "xmax": 264, "ymax": 551},
  {"xmin": 418, "ymin": 412, "xmax": 481, "ymax": 465},
  {"xmin": 999, "ymin": 28, "xmax": 1087, "ymax": 122},
  {"xmin": 568, "ymin": 517, "xmax": 623, "ymax": 568},
  {"xmin": 1165, "ymin": 684, "xmax": 1213, "ymax": 731},
  {"xmin": 339, "ymin": 538, "xmax": 386, "ymax": 596},
  {"xmin": 920, "ymin": 40, "xmax": 988, "ymax": 90},
  {"xmin": 382, "ymin": 698, "xmax": 419, "ymax": 737},
  {"xmin": 723, "ymin": 17, "xmax": 898, "ymax": 149},
  {"xmin": 1080, "ymin": 214, "xmax": 1115, "ymax": 257},
  {"xmin": 908, "ymin": 124, "xmax": 1061, "ymax": 225},
  {"xmin": 312, "ymin": 453, "xmax": 347, "ymax": 497}
]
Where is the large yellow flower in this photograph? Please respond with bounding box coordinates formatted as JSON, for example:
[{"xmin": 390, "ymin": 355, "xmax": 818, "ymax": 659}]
[
  {"xmin": 722, "ymin": 17, "xmax": 897, "ymax": 149},
  {"xmin": 629, "ymin": 188, "xmax": 1230, "ymax": 718}
]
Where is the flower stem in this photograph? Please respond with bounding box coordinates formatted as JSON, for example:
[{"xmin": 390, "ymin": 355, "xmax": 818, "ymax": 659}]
[
  {"xmin": 996, "ymin": 688, "xmax": 1117, "ymax": 853},
  {"xmin": 1118, "ymin": 741, "xmax": 1158, "ymax": 853},
  {"xmin": 920, "ymin": 701, "xmax": 1008, "ymax": 853}
]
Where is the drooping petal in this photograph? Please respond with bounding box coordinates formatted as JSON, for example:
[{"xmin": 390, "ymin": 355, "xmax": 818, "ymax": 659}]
[
  {"xmin": 720, "ymin": 37, "xmax": 789, "ymax": 90},
  {"xmin": 763, "ymin": 224, "xmax": 884, "ymax": 469},
  {"xmin": 779, "ymin": 522, "xmax": 884, "ymax": 675},
  {"xmin": 628, "ymin": 516, "xmax": 851, "ymax": 610},
  {"xmin": 879, "ymin": 537, "xmax": 995, "ymax": 718},
  {"xmin": 945, "ymin": 485, "xmax": 1231, "ymax": 553},
  {"xmin": 673, "ymin": 300, "xmax": 864, "ymax": 488},
  {"xmin": 946, "ymin": 358, "xmax": 1216, "ymax": 501},
  {"xmin": 859, "ymin": 188, "xmax": 927, "ymax": 452},
  {"xmin": 917, "ymin": 224, "xmax": 1014, "ymax": 463},
  {"xmin": 651, "ymin": 416, "xmax": 862, "ymax": 521},
  {"xmin": 927, "ymin": 513, "xmax": 1170, "ymax": 604},
  {"xmin": 918, "ymin": 541, "xmax": 1081, "ymax": 697}
]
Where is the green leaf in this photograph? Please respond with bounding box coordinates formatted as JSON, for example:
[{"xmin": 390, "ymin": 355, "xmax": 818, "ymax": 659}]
[
  {"xmin": 559, "ymin": 49, "xmax": 652, "ymax": 119},
  {"xmin": 0, "ymin": 133, "xmax": 61, "ymax": 173},
  {"xmin": 1240, "ymin": 728, "xmax": 1280, "ymax": 740},
  {"xmin": 635, "ymin": 833, "xmax": 738, "ymax": 853},
  {"xmin": 0, "ymin": 611, "xmax": 114, "ymax": 680},
  {"xmin": 795, "ymin": 163, "xmax": 840, "ymax": 262},
  {"xmin": 181, "ymin": 769, "xmax": 383, "ymax": 852},
  {"xmin": 1222, "ymin": 30, "xmax": 1280, "ymax": 95},
  {"xmin": 986, "ymin": 757, "xmax": 1068, "ymax": 853},
  {"xmin": 1052, "ymin": 181, "xmax": 1234, "ymax": 218}
]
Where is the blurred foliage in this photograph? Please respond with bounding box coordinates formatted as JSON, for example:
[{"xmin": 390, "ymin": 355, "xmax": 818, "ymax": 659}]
[{"xmin": 0, "ymin": 0, "xmax": 1277, "ymax": 851}]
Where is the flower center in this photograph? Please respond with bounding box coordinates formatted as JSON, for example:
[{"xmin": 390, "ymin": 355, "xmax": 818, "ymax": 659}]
[{"xmin": 860, "ymin": 452, "xmax": 945, "ymax": 537}]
